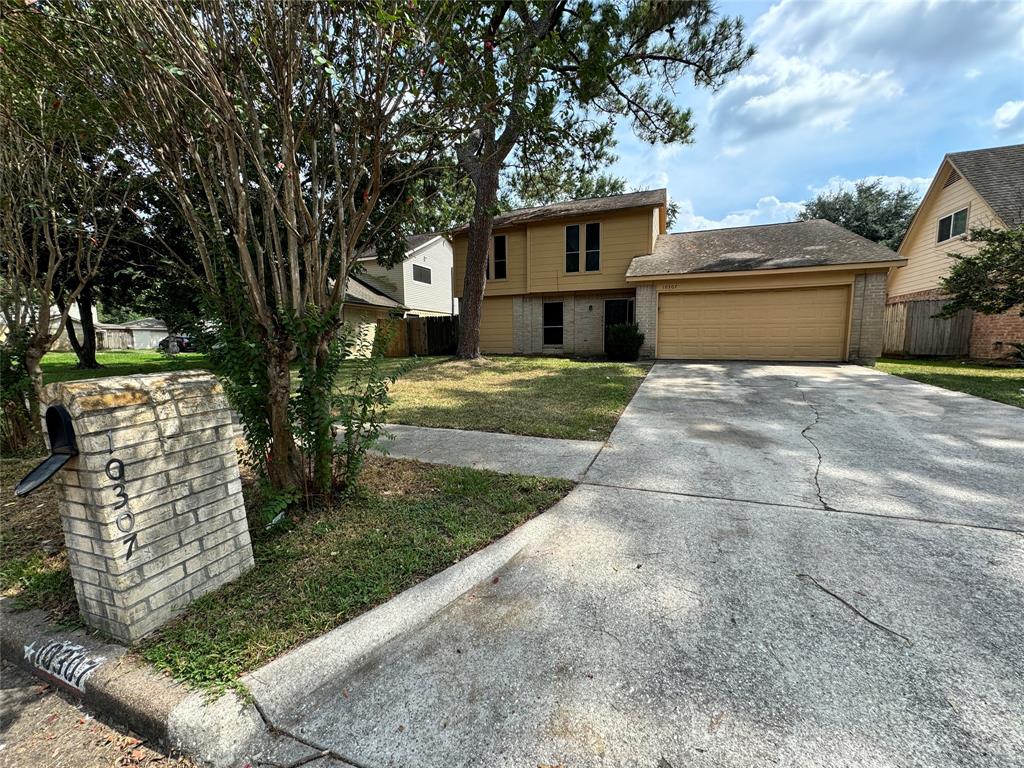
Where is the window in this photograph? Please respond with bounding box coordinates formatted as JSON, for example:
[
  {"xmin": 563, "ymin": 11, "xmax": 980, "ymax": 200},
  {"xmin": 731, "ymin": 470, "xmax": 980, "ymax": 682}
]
[
  {"xmin": 412, "ymin": 264, "xmax": 432, "ymax": 284},
  {"xmin": 585, "ymin": 222, "xmax": 600, "ymax": 271},
  {"xmin": 543, "ymin": 301, "xmax": 563, "ymax": 346},
  {"xmin": 493, "ymin": 235, "xmax": 507, "ymax": 280},
  {"xmin": 565, "ymin": 225, "xmax": 580, "ymax": 273},
  {"xmin": 937, "ymin": 208, "xmax": 968, "ymax": 242}
]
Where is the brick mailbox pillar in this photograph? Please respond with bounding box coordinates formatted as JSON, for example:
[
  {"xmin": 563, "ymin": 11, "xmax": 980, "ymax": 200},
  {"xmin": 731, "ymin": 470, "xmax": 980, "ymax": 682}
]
[{"xmin": 43, "ymin": 371, "xmax": 254, "ymax": 643}]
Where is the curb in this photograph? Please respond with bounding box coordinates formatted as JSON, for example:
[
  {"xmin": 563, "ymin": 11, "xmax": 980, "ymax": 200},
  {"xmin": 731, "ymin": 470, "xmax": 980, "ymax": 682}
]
[
  {"xmin": 0, "ymin": 601, "xmax": 268, "ymax": 767},
  {"xmin": 243, "ymin": 501, "xmax": 567, "ymax": 724}
]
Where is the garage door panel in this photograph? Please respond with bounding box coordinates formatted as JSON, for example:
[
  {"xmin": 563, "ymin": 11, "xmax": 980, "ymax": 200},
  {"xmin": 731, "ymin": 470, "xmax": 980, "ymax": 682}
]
[{"xmin": 657, "ymin": 286, "xmax": 849, "ymax": 361}]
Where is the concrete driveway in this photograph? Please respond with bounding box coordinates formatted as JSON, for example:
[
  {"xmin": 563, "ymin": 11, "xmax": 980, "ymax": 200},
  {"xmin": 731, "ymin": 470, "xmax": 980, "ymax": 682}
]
[{"xmin": 265, "ymin": 363, "xmax": 1024, "ymax": 767}]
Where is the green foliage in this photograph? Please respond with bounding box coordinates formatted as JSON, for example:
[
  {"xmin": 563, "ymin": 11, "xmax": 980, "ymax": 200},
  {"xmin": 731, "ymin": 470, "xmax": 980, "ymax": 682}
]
[
  {"xmin": 937, "ymin": 226, "xmax": 1024, "ymax": 319},
  {"xmin": 0, "ymin": 323, "xmax": 40, "ymax": 454},
  {"xmin": 332, "ymin": 321, "xmax": 411, "ymax": 491},
  {"xmin": 798, "ymin": 180, "xmax": 919, "ymax": 250},
  {"xmin": 605, "ymin": 323, "xmax": 645, "ymax": 362}
]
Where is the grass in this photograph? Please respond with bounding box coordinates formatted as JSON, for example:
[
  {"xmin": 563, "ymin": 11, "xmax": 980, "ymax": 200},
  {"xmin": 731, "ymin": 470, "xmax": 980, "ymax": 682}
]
[
  {"xmin": 41, "ymin": 350, "xmax": 211, "ymax": 385},
  {"xmin": 380, "ymin": 355, "xmax": 650, "ymax": 440},
  {"xmin": 876, "ymin": 357, "xmax": 1024, "ymax": 408},
  {"xmin": 1, "ymin": 453, "xmax": 570, "ymax": 692}
]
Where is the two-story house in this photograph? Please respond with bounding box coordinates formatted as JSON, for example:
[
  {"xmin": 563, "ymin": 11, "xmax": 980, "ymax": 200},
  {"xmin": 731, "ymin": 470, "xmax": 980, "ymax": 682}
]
[
  {"xmin": 451, "ymin": 190, "xmax": 903, "ymax": 362},
  {"xmin": 357, "ymin": 233, "xmax": 456, "ymax": 317},
  {"xmin": 888, "ymin": 143, "xmax": 1024, "ymax": 359}
]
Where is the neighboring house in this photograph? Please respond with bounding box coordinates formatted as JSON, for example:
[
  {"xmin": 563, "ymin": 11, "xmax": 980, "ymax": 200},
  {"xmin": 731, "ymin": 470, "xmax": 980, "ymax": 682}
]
[
  {"xmin": 96, "ymin": 317, "xmax": 169, "ymax": 350},
  {"xmin": 451, "ymin": 190, "xmax": 904, "ymax": 362},
  {"xmin": 357, "ymin": 233, "xmax": 456, "ymax": 317},
  {"xmin": 888, "ymin": 143, "xmax": 1024, "ymax": 359},
  {"xmin": 341, "ymin": 274, "xmax": 405, "ymax": 355}
]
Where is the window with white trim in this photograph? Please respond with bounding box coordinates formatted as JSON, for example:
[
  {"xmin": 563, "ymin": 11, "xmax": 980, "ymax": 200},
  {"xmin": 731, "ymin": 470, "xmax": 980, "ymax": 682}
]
[
  {"xmin": 937, "ymin": 208, "xmax": 968, "ymax": 243},
  {"xmin": 412, "ymin": 264, "xmax": 432, "ymax": 284},
  {"xmin": 543, "ymin": 301, "xmax": 563, "ymax": 346}
]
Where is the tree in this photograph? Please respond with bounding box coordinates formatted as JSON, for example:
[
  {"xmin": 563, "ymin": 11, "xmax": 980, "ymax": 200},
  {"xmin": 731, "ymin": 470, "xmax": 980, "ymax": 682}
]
[
  {"xmin": 445, "ymin": 1, "xmax": 754, "ymax": 358},
  {"xmin": 17, "ymin": 0, "xmax": 458, "ymax": 498},
  {"xmin": 0, "ymin": 2, "xmax": 133, "ymax": 428},
  {"xmin": 936, "ymin": 225, "xmax": 1024, "ymax": 319},
  {"xmin": 797, "ymin": 180, "xmax": 919, "ymax": 250}
]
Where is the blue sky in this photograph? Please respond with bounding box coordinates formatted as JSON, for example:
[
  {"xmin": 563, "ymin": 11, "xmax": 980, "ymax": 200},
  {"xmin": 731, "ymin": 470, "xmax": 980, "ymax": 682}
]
[{"xmin": 608, "ymin": 0, "xmax": 1024, "ymax": 231}]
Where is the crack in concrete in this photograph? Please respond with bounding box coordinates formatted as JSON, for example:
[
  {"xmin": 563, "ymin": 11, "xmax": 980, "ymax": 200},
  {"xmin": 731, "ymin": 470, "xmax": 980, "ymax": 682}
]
[
  {"xmin": 796, "ymin": 386, "xmax": 838, "ymax": 512},
  {"xmin": 251, "ymin": 696, "xmax": 373, "ymax": 768}
]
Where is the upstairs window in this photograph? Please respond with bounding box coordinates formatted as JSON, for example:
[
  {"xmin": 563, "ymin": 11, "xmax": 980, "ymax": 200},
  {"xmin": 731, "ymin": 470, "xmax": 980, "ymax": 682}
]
[
  {"xmin": 937, "ymin": 208, "xmax": 968, "ymax": 243},
  {"xmin": 493, "ymin": 235, "xmax": 507, "ymax": 280},
  {"xmin": 543, "ymin": 301, "xmax": 563, "ymax": 346},
  {"xmin": 565, "ymin": 225, "xmax": 580, "ymax": 273},
  {"xmin": 412, "ymin": 264, "xmax": 432, "ymax": 284},
  {"xmin": 585, "ymin": 222, "xmax": 600, "ymax": 271}
]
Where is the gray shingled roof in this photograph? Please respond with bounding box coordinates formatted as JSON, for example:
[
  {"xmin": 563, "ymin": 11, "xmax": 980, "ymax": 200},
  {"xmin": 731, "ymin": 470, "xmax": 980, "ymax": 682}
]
[
  {"xmin": 345, "ymin": 275, "xmax": 403, "ymax": 309},
  {"xmin": 451, "ymin": 189, "xmax": 666, "ymax": 234},
  {"xmin": 947, "ymin": 143, "xmax": 1024, "ymax": 226},
  {"xmin": 626, "ymin": 219, "xmax": 903, "ymax": 279}
]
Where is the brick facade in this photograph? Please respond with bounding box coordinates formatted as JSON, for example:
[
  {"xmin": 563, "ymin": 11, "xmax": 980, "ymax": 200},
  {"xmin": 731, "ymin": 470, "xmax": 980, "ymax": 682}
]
[
  {"xmin": 968, "ymin": 307, "xmax": 1024, "ymax": 360},
  {"xmin": 512, "ymin": 292, "xmax": 635, "ymax": 356},
  {"xmin": 45, "ymin": 371, "xmax": 254, "ymax": 643}
]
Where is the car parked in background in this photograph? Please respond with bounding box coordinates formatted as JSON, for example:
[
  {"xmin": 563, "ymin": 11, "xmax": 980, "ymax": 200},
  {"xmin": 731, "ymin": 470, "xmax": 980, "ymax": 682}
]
[{"xmin": 158, "ymin": 335, "xmax": 195, "ymax": 353}]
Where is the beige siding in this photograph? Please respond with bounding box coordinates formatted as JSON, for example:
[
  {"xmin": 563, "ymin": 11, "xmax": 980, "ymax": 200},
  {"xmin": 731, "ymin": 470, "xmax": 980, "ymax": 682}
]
[
  {"xmin": 342, "ymin": 305, "xmax": 389, "ymax": 357},
  {"xmin": 478, "ymin": 296, "xmax": 514, "ymax": 354},
  {"xmin": 452, "ymin": 207, "xmax": 659, "ymax": 299},
  {"xmin": 360, "ymin": 260, "xmax": 404, "ymax": 304},
  {"xmin": 527, "ymin": 209, "xmax": 651, "ymax": 293},
  {"xmin": 657, "ymin": 285, "xmax": 850, "ymax": 361},
  {"xmin": 890, "ymin": 161, "xmax": 1003, "ymax": 297}
]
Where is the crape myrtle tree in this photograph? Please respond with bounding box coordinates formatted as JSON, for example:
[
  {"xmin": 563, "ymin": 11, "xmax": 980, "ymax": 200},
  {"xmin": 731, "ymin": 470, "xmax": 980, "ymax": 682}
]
[
  {"xmin": 0, "ymin": 2, "xmax": 134, "ymax": 448},
  {"xmin": 444, "ymin": 0, "xmax": 755, "ymax": 358},
  {"xmin": 937, "ymin": 225, "xmax": 1024, "ymax": 322},
  {"xmin": 26, "ymin": 0, "xmax": 459, "ymax": 499}
]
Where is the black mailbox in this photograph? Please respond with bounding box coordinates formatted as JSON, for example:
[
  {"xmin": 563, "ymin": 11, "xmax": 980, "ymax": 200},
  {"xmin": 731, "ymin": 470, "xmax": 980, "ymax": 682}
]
[{"xmin": 15, "ymin": 405, "xmax": 79, "ymax": 497}]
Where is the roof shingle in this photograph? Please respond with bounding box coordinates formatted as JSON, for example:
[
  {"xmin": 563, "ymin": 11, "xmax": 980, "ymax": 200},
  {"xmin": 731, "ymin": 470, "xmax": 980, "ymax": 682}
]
[
  {"xmin": 626, "ymin": 219, "xmax": 903, "ymax": 279},
  {"xmin": 947, "ymin": 143, "xmax": 1024, "ymax": 227}
]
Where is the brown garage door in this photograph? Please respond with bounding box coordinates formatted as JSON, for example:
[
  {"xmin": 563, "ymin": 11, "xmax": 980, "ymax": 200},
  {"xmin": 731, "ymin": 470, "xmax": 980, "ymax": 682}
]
[
  {"xmin": 657, "ymin": 285, "xmax": 850, "ymax": 361},
  {"xmin": 478, "ymin": 296, "xmax": 514, "ymax": 354}
]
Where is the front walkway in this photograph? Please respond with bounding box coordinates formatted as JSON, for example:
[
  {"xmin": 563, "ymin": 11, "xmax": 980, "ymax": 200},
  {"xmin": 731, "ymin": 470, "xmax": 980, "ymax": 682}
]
[{"xmin": 374, "ymin": 423, "xmax": 604, "ymax": 482}]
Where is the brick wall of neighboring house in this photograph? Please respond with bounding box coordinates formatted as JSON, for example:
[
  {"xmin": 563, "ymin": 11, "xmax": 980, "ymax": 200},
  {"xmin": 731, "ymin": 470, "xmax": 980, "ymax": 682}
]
[
  {"xmin": 635, "ymin": 284, "xmax": 657, "ymax": 358},
  {"xmin": 968, "ymin": 307, "xmax": 1024, "ymax": 360}
]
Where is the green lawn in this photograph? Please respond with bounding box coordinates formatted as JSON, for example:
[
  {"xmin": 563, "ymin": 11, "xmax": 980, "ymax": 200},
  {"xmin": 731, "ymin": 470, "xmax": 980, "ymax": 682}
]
[
  {"xmin": 41, "ymin": 350, "xmax": 211, "ymax": 385},
  {"xmin": 0, "ymin": 453, "xmax": 570, "ymax": 692},
  {"xmin": 876, "ymin": 358, "xmax": 1023, "ymax": 408},
  {"xmin": 381, "ymin": 355, "xmax": 650, "ymax": 440}
]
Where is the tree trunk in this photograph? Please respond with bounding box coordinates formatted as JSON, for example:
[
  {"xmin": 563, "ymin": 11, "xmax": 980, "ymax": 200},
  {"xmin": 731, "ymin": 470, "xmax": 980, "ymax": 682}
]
[
  {"xmin": 309, "ymin": 336, "xmax": 335, "ymax": 498},
  {"xmin": 24, "ymin": 344, "xmax": 45, "ymax": 422},
  {"xmin": 265, "ymin": 346, "xmax": 303, "ymax": 492},
  {"xmin": 75, "ymin": 284, "xmax": 100, "ymax": 368},
  {"xmin": 456, "ymin": 162, "xmax": 501, "ymax": 359}
]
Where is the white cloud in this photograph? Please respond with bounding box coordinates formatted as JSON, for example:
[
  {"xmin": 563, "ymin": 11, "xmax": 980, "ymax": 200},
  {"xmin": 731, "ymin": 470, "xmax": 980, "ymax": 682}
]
[
  {"xmin": 992, "ymin": 100, "xmax": 1024, "ymax": 134},
  {"xmin": 673, "ymin": 196, "xmax": 805, "ymax": 232},
  {"xmin": 711, "ymin": 54, "xmax": 901, "ymax": 140},
  {"xmin": 710, "ymin": 0, "xmax": 1024, "ymax": 145},
  {"xmin": 809, "ymin": 174, "xmax": 932, "ymax": 199}
]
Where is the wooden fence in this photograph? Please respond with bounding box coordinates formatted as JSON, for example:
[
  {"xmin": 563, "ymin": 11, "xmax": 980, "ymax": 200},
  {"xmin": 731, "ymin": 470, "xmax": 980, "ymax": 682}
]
[
  {"xmin": 379, "ymin": 315, "xmax": 459, "ymax": 357},
  {"xmin": 883, "ymin": 299, "xmax": 971, "ymax": 356}
]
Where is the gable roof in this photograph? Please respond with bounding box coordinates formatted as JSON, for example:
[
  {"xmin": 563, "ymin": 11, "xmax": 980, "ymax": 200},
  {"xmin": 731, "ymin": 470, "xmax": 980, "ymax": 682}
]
[
  {"xmin": 451, "ymin": 189, "xmax": 666, "ymax": 235},
  {"xmin": 356, "ymin": 232, "xmax": 443, "ymax": 263},
  {"xmin": 345, "ymin": 274, "xmax": 402, "ymax": 309},
  {"xmin": 626, "ymin": 219, "xmax": 904, "ymax": 280},
  {"xmin": 946, "ymin": 144, "xmax": 1024, "ymax": 227}
]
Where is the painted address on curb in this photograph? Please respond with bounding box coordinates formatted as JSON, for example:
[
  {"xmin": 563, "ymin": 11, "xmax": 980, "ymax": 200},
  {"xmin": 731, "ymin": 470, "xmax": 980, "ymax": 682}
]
[{"xmin": 24, "ymin": 639, "xmax": 106, "ymax": 691}]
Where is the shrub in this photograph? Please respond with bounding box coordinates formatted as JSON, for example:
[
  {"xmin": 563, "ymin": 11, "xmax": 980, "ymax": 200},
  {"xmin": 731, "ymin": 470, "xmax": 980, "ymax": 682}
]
[{"xmin": 605, "ymin": 323, "xmax": 644, "ymax": 362}]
